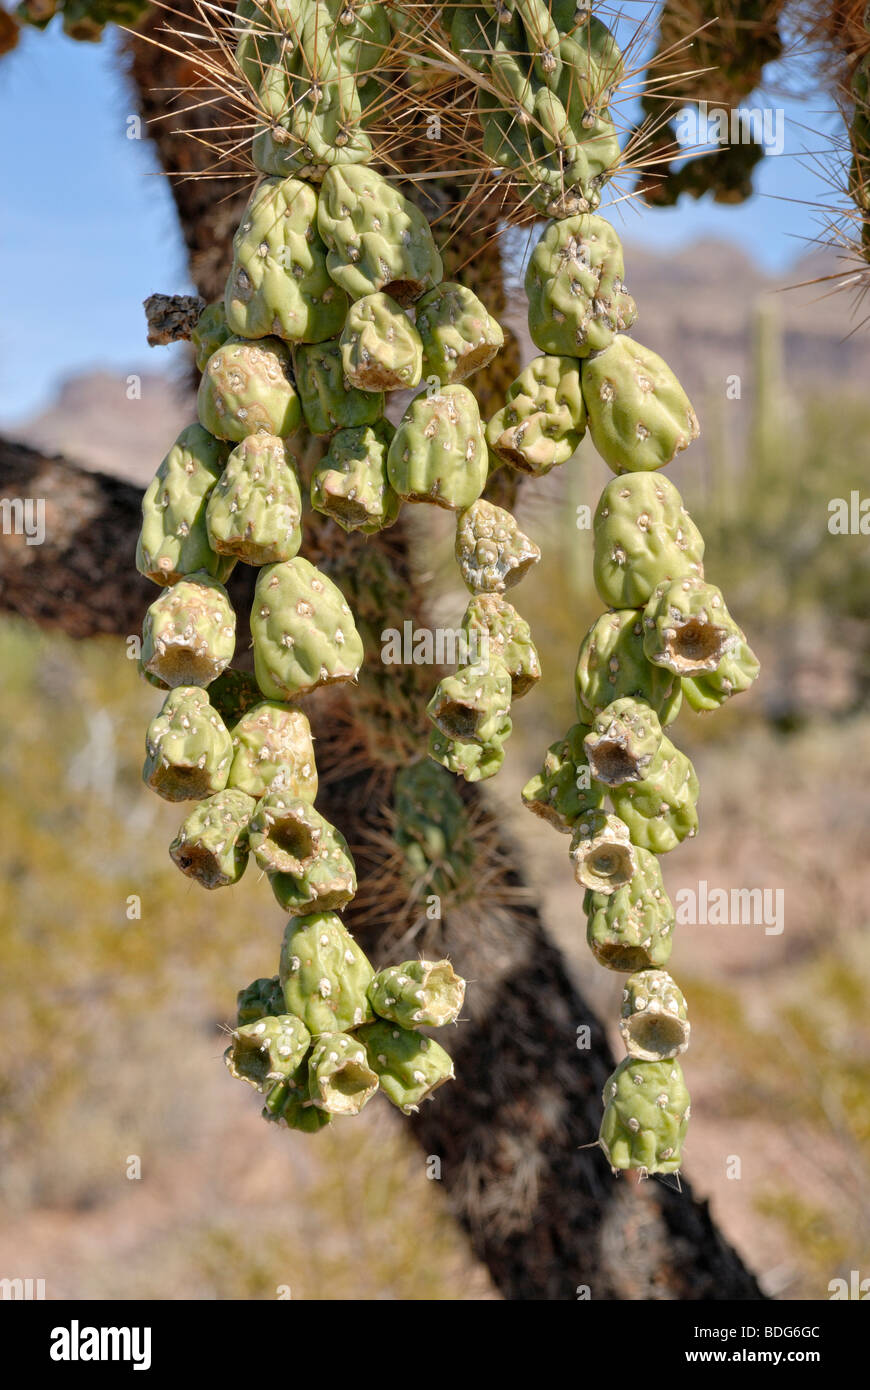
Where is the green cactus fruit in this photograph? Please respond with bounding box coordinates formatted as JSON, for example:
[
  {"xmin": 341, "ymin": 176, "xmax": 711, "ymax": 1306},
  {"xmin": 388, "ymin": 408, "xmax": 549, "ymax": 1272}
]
[
  {"xmin": 575, "ymin": 608, "xmax": 681, "ymax": 727},
  {"xmin": 205, "ymin": 434, "xmax": 302, "ymax": 566},
  {"xmin": 192, "ymin": 300, "xmax": 232, "ymax": 373},
  {"xmin": 169, "ymin": 787, "xmax": 256, "ymax": 888},
  {"xmin": 428, "ymin": 727, "xmax": 507, "ymax": 783},
  {"xmin": 619, "ymin": 969, "xmax": 690, "ymax": 1061},
  {"xmin": 583, "ymin": 697, "xmax": 663, "ymax": 786},
  {"xmin": 486, "ymin": 355, "xmax": 586, "ymax": 476},
  {"xmin": 569, "ymin": 809, "xmax": 638, "ymax": 894},
  {"xmin": 141, "ymin": 573, "xmax": 236, "ymax": 687},
  {"xmin": 293, "ymin": 338, "xmax": 384, "ymax": 435},
  {"xmin": 269, "ymin": 846, "xmax": 357, "ymax": 916},
  {"xmin": 643, "ymin": 577, "xmax": 752, "ymax": 678},
  {"xmin": 224, "ymin": 175, "xmax": 347, "ymax": 343},
  {"xmin": 461, "ymin": 594, "xmax": 541, "ymax": 696},
  {"xmin": 599, "ymin": 1057, "xmax": 690, "ymax": 1174},
  {"xmin": 236, "ymin": 975, "xmax": 285, "ymax": 1028},
  {"xmin": 525, "ymin": 215, "xmax": 637, "ymax": 357},
  {"xmin": 339, "ymin": 291, "xmax": 423, "ymax": 391},
  {"xmin": 307, "ymin": 1032, "xmax": 379, "ymax": 1115},
  {"xmin": 251, "ymin": 557, "xmax": 364, "ymax": 698},
  {"xmin": 206, "ymin": 669, "xmax": 262, "ymax": 728},
  {"xmin": 227, "ymin": 700, "xmax": 318, "ymax": 801},
  {"xmin": 387, "ymin": 385, "xmax": 487, "ymax": 510},
  {"xmin": 136, "ymin": 424, "xmax": 234, "ymax": 587},
  {"xmin": 455, "ymin": 498, "xmax": 541, "ymax": 594},
  {"xmin": 357, "ymin": 1020, "xmax": 455, "ymax": 1114},
  {"xmin": 368, "ymin": 959, "xmax": 465, "ymax": 1029},
  {"xmin": 197, "ymin": 336, "xmax": 301, "ymax": 442},
  {"xmin": 521, "ymin": 721, "xmax": 605, "ymax": 832},
  {"xmin": 415, "ymin": 281, "xmax": 505, "ymax": 385},
  {"xmin": 249, "ymin": 792, "xmax": 357, "ymax": 914},
  {"xmin": 310, "ymin": 420, "xmax": 400, "ymax": 532},
  {"xmin": 593, "ymin": 473, "xmax": 706, "ymax": 609},
  {"xmin": 393, "ymin": 760, "xmax": 476, "ymax": 897},
  {"xmin": 143, "ymin": 686, "xmax": 233, "ymax": 802},
  {"xmin": 317, "ymin": 165, "xmax": 443, "ymax": 304},
  {"xmin": 427, "ymin": 664, "xmax": 512, "ymax": 746},
  {"xmin": 581, "ymin": 336, "xmax": 700, "ymax": 474},
  {"xmin": 681, "ymin": 639, "xmax": 761, "ymax": 713},
  {"xmin": 609, "ymin": 736, "xmax": 700, "ymax": 854},
  {"xmin": 265, "ymin": 1060, "xmax": 333, "ymax": 1132},
  {"xmin": 279, "ymin": 911, "xmax": 375, "ymax": 1034},
  {"xmin": 225, "ymin": 1012, "xmax": 312, "ymax": 1092},
  {"xmin": 585, "ymin": 846, "xmax": 675, "ymax": 972}
]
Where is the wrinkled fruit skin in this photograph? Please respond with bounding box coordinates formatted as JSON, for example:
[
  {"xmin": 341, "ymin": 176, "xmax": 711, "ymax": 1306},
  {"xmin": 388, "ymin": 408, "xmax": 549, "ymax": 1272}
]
[
  {"xmin": 169, "ymin": 788, "xmax": 256, "ymax": 887},
  {"xmin": 575, "ymin": 608, "xmax": 681, "ymax": 727},
  {"xmin": 317, "ymin": 165, "xmax": 443, "ymax": 303},
  {"xmin": 583, "ymin": 697, "xmax": 663, "ymax": 786},
  {"xmin": 198, "ymin": 337, "xmax": 301, "ymax": 442},
  {"xmin": 206, "ymin": 434, "xmax": 303, "ymax": 566},
  {"xmin": 339, "ymin": 291, "xmax": 423, "ymax": 392},
  {"xmin": 593, "ymin": 472, "xmax": 705, "ymax": 609},
  {"xmin": 143, "ymin": 686, "xmax": 233, "ymax": 802},
  {"xmin": 428, "ymin": 727, "xmax": 507, "ymax": 783},
  {"xmin": 455, "ymin": 499, "xmax": 541, "ymax": 594},
  {"xmin": 357, "ymin": 1020, "xmax": 455, "ymax": 1114},
  {"xmin": 227, "ymin": 700, "xmax": 318, "ymax": 801},
  {"xmin": 585, "ymin": 846, "xmax": 675, "ymax": 972},
  {"xmin": 141, "ymin": 573, "xmax": 236, "ymax": 688},
  {"xmin": 279, "ymin": 912, "xmax": 375, "ymax": 1035},
  {"xmin": 415, "ymin": 281, "xmax": 504, "ymax": 385},
  {"xmin": 582, "ymin": 336, "xmax": 700, "ymax": 474},
  {"xmin": 619, "ymin": 969, "xmax": 690, "ymax": 1061},
  {"xmin": 368, "ymin": 959, "xmax": 465, "ymax": 1029},
  {"xmin": 487, "ymin": 355, "xmax": 586, "ymax": 476},
  {"xmin": 609, "ymin": 735, "xmax": 700, "ymax": 855},
  {"xmin": 427, "ymin": 664, "xmax": 512, "ymax": 746},
  {"xmin": 251, "ymin": 557, "xmax": 364, "ymax": 699},
  {"xmin": 599, "ymin": 1057, "xmax": 690, "ymax": 1173},
  {"xmin": 521, "ymin": 721, "xmax": 604, "ymax": 832},
  {"xmin": 308, "ymin": 1032, "xmax": 379, "ymax": 1115},
  {"xmin": 525, "ymin": 214, "xmax": 636, "ymax": 357},
  {"xmin": 293, "ymin": 338, "xmax": 384, "ymax": 435},
  {"xmin": 136, "ymin": 424, "xmax": 234, "ymax": 587},
  {"xmin": 461, "ymin": 594, "xmax": 541, "ymax": 696},
  {"xmin": 310, "ymin": 420, "xmax": 399, "ymax": 533},
  {"xmin": 225, "ymin": 1013, "xmax": 311, "ymax": 1092},
  {"xmin": 387, "ymin": 385, "xmax": 488, "ymax": 510}
]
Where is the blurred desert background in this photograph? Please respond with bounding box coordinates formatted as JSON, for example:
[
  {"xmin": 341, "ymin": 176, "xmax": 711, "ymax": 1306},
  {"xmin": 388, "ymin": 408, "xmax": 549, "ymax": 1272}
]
[{"xmin": 1, "ymin": 237, "xmax": 869, "ymax": 1300}]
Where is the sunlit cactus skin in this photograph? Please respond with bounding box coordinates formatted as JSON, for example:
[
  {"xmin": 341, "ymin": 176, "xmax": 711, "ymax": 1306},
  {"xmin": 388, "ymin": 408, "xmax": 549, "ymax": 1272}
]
[
  {"xmin": 569, "ymin": 809, "xmax": 637, "ymax": 894},
  {"xmin": 192, "ymin": 301, "xmax": 232, "ymax": 374},
  {"xmin": 681, "ymin": 638, "xmax": 761, "ymax": 713},
  {"xmin": 198, "ymin": 337, "xmax": 302, "ymax": 442},
  {"xmin": 599, "ymin": 1057, "xmax": 690, "ymax": 1174},
  {"xmin": 357, "ymin": 1020, "xmax": 455, "ymax": 1114},
  {"xmin": 279, "ymin": 912, "xmax": 375, "ymax": 1035},
  {"xmin": 387, "ymin": 385, "xmax": 488, "ymax": 510},
  {"xmin": 585, "ymin": 847, "xmax": 675, "ymax": 973},
  {"xmin": 339, "ymin": 291, "xmax": 423, "ymax": 391},
  {"xmin": 293, "ymin": 338, "xmax": 385, "ymax": 436},
  {"xmin": 308, "ymin": 1032, "xmax": 379, "ymax": 1115},
  {"xmin": 583, "ymin": 697, "xmax": 663, "ymax": 787},
  {"xmin": 574, "ymin": 608, "xmax": 682, "ymax": 728},
  {"xmin": 642, "ymin": 576, "xmax": 752, "ymax": 677},
  {"xmin": 521, "ymin": 721, "xmax": 604, "ymax": 832},
  {"xmin": 582, "ymin": 336, "xmax": 700, "ymax": 474},
  {"xmin": 317, "ymin": 165, "xmax": 443, "ymax": 304},
  {"xmin": 609, "ymin": 736, "xmax": 700, "ymax": 854},
  {"xmin": 224, "ymin": 176, "xmax": 347, "ymax": 343},
  {"xmin": 428, "ymin": 727, "xmax": 508, "ymax": 783},
  {"xmin": 310, "ymin": 421, "xmax": 400, "ymax": 533},
  {"xmin": 525, "ymin": 214, "xmax": 637, "ymax": 357},
  {"xmin": 487, "ymin": 355, "xmax": 586, "ymax": 476},
  {"xmin": 368, "ymin": 959, "xmax": 465, "ymax": 1029},
  {"xmin": 251, "ymin": 557, "xmax": 364, "ymax": 699},
  {"xmin": 415, "ymin": 281, "xmax": 505, "ymax": 385},
  {"xmin": 225, "ymin": 1013, "xmax": 312, "ymax": 1092},
  {"xmin": 455, "ymin": 499, "xmax": 541, "ymax": 594},
  {"xmin": 227, "ymin": 700, "xmax": 318, "ymax": 802},
  {"xmin": 593, "ymin": 473, "xmax": 705, "ymax": 610},
  {"xmin": 143, "ymin": 687, "xmax": 233, "ymax": 802},
  {"xmin": 136, "ymin": 424, "xmax": 234, "ymax": 587},
  {"xmin": 169, "ymin": 788, "xmax": 256, "ymax": 888},
  {"xmin": 427, "ymin": 664, "xmax": 512, "ymax": 746},
  {"xmin": 206, "ymin": 434, "xmax": 303, "ymax": 566},
  {"xmin": 141, "ymin": 573, "xmax": 236, "ymax": 688},
  {"xmin": 461, "ymin": 594, "xmax": 541, "ymax": 697},
  {"xmin": 619, "ymin": 969, "xmax": 690, "ymax": 1061},
  {"xmin": 249, "ymin": 791, "xmax": 357, "ymax": 913}
]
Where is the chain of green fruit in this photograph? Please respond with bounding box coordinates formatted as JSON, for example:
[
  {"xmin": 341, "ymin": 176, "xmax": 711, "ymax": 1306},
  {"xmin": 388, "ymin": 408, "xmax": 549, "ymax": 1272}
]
[
  {"xmin": 417, "ymin": 1, "xmax": 760, "ymax": 1176},
  {"xmin": 132, "ymin": 0, "xmax": 524, "ymax": 1132}
]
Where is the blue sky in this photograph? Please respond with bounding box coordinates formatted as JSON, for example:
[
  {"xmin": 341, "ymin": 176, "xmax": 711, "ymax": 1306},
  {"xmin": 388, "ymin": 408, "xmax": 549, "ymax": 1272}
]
[{"xmin": 0, "ymin": 17, "xmax": 849, "ymax": 423}]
